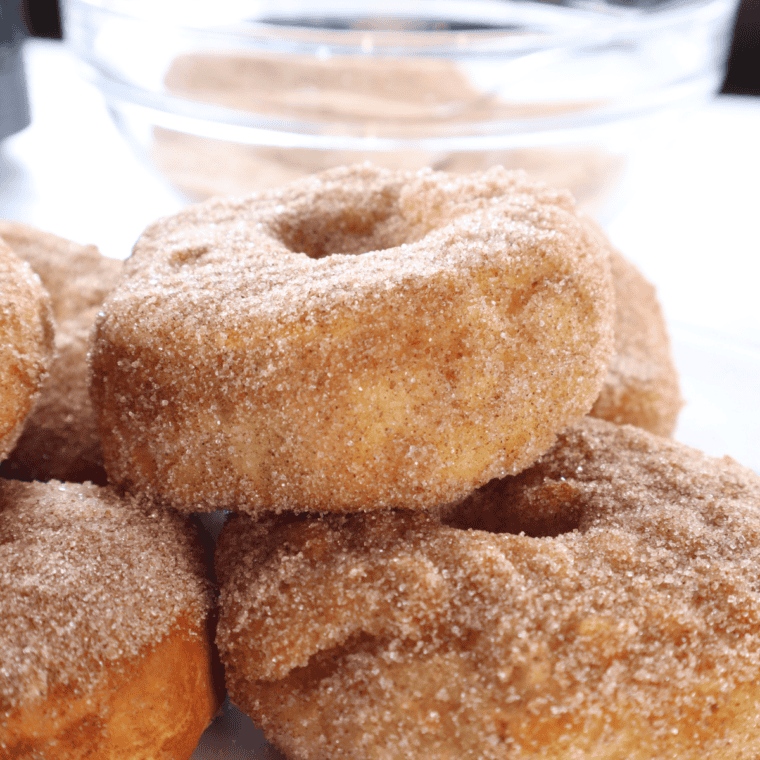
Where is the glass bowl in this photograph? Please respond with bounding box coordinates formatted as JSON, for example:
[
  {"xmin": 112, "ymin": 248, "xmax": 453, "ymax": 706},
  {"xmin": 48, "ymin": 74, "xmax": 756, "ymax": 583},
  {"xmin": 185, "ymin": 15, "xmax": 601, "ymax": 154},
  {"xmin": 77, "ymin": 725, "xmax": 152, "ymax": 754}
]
[{"xmin": 64, "ymin": 0, "xmax": 737, "ymax": 217}]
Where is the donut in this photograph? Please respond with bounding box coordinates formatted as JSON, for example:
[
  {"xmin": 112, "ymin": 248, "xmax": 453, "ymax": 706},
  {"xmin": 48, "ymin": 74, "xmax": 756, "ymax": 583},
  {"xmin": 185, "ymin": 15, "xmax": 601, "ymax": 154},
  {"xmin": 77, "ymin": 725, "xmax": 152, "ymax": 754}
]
[
  {"xmin": 215, "ymin": 416, "xmax": 760, "ymax": 760},
  {"xmin": 0, "ymin": 478, "xmax": 220, "ymax": 759},
  {"xmin": 90, "ymin": 164, "xmax": 615, "ymax": 514},
  {"xmin": 0, "ymin": 239, "xmax": 55, "ymax": 463},
  {"xmin": 588, "ymin": 221, "xmax": 682, "ymax": 436},
  {"xmin": 0, "ymin": 221, "xmax": 122, "ymax": 483}
]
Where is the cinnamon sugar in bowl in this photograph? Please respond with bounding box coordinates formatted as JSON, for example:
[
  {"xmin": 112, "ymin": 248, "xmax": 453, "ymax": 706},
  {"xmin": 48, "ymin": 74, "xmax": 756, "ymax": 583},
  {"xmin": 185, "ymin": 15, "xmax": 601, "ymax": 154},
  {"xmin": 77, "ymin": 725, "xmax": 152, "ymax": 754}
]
[{"xmin": 65, "ymin": 0, "xmax": 737, "ymax": 218}]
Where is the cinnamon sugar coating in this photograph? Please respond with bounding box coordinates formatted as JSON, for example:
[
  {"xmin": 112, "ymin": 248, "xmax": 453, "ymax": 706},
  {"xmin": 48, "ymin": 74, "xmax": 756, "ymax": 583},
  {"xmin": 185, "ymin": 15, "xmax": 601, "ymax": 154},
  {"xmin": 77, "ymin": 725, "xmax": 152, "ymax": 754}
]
[
  {"xmin": 0, "ymin": 240, "xmax": 55, "ymax": 462},
  {"xmin": 0, "ymin": 221, "xmax": 123, "ymax": 483},
  {"xmin": 588, "ymin": 221, "xmax": 682, "ymax": 436},
  {"xmin": 90, "ymin": 165, "xmax": 614, "ymax": 514},
  {"xmin": 155, "ymin": 51, "xmax": 623, "ymax": 216},
  {"xmin": 0, "ymin": 479, "xmax": 217, "ymax": 758},
  {"xmin": 216, "ymin": 417, "xmax": 760, "ymax": 760}
]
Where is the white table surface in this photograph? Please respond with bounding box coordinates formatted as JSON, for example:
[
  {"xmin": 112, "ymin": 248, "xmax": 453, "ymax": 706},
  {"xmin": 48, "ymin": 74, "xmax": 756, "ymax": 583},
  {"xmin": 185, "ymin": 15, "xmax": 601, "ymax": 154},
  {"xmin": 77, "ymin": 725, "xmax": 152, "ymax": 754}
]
[{"xmin": 2, "ymin": 39, "xmax": 760, "ymax": 759}]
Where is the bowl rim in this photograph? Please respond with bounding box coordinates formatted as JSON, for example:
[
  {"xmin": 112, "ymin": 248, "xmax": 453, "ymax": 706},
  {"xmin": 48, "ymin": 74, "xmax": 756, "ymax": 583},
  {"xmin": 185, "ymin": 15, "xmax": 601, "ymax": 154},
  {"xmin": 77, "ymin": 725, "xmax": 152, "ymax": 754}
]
[
  {"xmin": 63, "ymin": 0, "xmax": 737, "ymax": 146},
  {"xmin": 65, "ymin": 0, "xmax": 737, "ymax": 57}
]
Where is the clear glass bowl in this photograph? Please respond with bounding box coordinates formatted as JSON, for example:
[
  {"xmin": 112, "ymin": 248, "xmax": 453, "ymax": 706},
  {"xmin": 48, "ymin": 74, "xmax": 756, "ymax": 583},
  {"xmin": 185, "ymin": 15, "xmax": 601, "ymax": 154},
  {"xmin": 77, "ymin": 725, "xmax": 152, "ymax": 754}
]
[{"xmin": 65, "ymin": 0, "xmax": 738, "ymax": 216}]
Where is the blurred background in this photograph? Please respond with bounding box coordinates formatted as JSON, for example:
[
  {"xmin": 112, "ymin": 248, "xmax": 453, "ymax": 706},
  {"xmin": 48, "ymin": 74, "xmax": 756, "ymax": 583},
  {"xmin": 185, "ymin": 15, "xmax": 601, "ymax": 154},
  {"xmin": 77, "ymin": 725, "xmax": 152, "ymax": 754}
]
[
  {"xmin": 723, "ymin": 0, "xmax": 760, "ymax": 93},
  {"xmin": 11, "ymin": 0, "xmax": 760, "ymax": 95}
]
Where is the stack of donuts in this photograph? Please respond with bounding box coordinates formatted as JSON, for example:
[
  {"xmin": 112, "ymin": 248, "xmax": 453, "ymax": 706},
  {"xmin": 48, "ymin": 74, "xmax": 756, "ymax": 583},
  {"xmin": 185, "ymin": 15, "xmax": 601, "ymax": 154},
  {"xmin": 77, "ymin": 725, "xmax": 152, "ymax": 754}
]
[
  {"xmin": 2, "ymin": 165, "xmax": 760, "ymax": 760},
  {"xmin": 0, "ymin": 224, "xmax": 220, "ymax": 759}
]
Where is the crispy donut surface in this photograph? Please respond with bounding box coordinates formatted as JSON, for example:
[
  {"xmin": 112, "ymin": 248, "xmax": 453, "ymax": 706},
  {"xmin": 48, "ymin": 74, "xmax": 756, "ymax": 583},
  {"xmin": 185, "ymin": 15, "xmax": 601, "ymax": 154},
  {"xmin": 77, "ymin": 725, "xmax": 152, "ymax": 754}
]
[
  {"xmin": 587, "ymin": 221, "xmax": 682, "ymax": 436},
  {"xmin": 216, "ymin": 417, "xmax": 760, "ymax": 760},
  {"xmin": 0, "ymin": 221, "xmax": 123, "ymax": 483},
  {"xmin": 0, "ymin": 479, "xmax": 218, "ymax": 759},
  {"xmin": 90, "ymin": 165, "xmax": 614, "ymax": 513},
  {"xmin": 0, "ymin": 240, "xmax": 54, "ymax": 462}
]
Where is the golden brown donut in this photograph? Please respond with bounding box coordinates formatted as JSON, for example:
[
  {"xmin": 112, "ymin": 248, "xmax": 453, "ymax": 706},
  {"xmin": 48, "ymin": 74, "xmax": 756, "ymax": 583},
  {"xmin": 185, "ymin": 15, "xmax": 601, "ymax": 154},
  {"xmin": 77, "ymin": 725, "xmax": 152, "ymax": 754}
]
[
  {"xmin": 90, "ymin": 164, "xmax": 614, "ymax": 514},
  {"xmin": 0, "ymin": 221, "xmax": 122, "ymax": 483},
  {"xmin": 589, "ymin": 222, "xmax": 682, "ymax": 436},
  {"xmin": 215, "ymin": 417, "xmax": 760, "ymax": 760},
  {"xmin": 0, "ymin": 239, "xmax": 54, "ymax": 463},
  {"xmin": 0, "ymin": 478, "xmax": 219, "ymax": 759}
]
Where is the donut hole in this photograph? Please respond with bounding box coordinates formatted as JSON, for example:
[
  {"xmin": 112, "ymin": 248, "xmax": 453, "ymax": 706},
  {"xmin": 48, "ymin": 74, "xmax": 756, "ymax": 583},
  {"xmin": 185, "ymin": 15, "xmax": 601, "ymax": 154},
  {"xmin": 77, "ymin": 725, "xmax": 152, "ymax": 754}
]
[
  {"xmin": 442, "ymin": 479, "xmax": 584, "ymax": 538},
  {"xmin": 275, "ymin": 203, "xmax": 416, "ymax": 259}
]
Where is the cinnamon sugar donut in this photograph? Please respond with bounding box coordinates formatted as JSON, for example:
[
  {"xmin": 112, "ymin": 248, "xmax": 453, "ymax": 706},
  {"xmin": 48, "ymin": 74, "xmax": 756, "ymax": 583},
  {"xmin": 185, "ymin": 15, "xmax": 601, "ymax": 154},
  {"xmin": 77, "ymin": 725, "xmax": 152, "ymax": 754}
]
[
  {"xmin": 0, "ymin": 221, "xmax": 122, "ymax": 483},
  {"xmin": 0, "ymin": 239, "xmax": 54, "ymax": 463},
  {"xmin": 587, "ymin": 222, "xmax": 682, "ymax": 436},
  {"xmin": 216, "ymin": 417, "xmax": 760, "ymax": 760},
  {"xmin": 90, "ymin": 165, "xmax": 614, "ymax": 514},
  {"xmin": 0, "ymin": 478, "xmax": 219, "ymax": 759}
]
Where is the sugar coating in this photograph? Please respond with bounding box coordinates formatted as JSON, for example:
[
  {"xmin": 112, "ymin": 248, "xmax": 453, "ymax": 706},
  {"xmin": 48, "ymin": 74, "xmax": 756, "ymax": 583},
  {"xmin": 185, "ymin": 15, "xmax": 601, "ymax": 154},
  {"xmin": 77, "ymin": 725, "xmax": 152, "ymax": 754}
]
[
  {"xmin": 90, "ymin": 164, "xmax": 614, "ymax": 514},
  {"xmin": 0, "ymin": 221, "xmax": 123, "ymax": 482},
  {"xmin": 588, "ymin": 222, "xmax": 682, "ymax": 436},
  {"xmin": 0, "ymin": 479, "xmax": 212, "ymax": 717},
  {"xmin": 155, "ymin": 51, "xmax": 623, "ymax": 216},
  {"xmin": 156, "ymin": 51, "xmax": 479, "ymax": 199},
  {"xmin": 0, "ymin": 221, "xmax": 121, "ymax": 324},
  {"xmin": 216, "ymin": 417, "xmax": 760, "ymax": 760},
  {"xmin": 0, "ymin": 240, "xmax": 55, "ymax": 461},
  {"xmin": 164, "ymin": 51, "xmax": 483, "ymax": 124}
]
